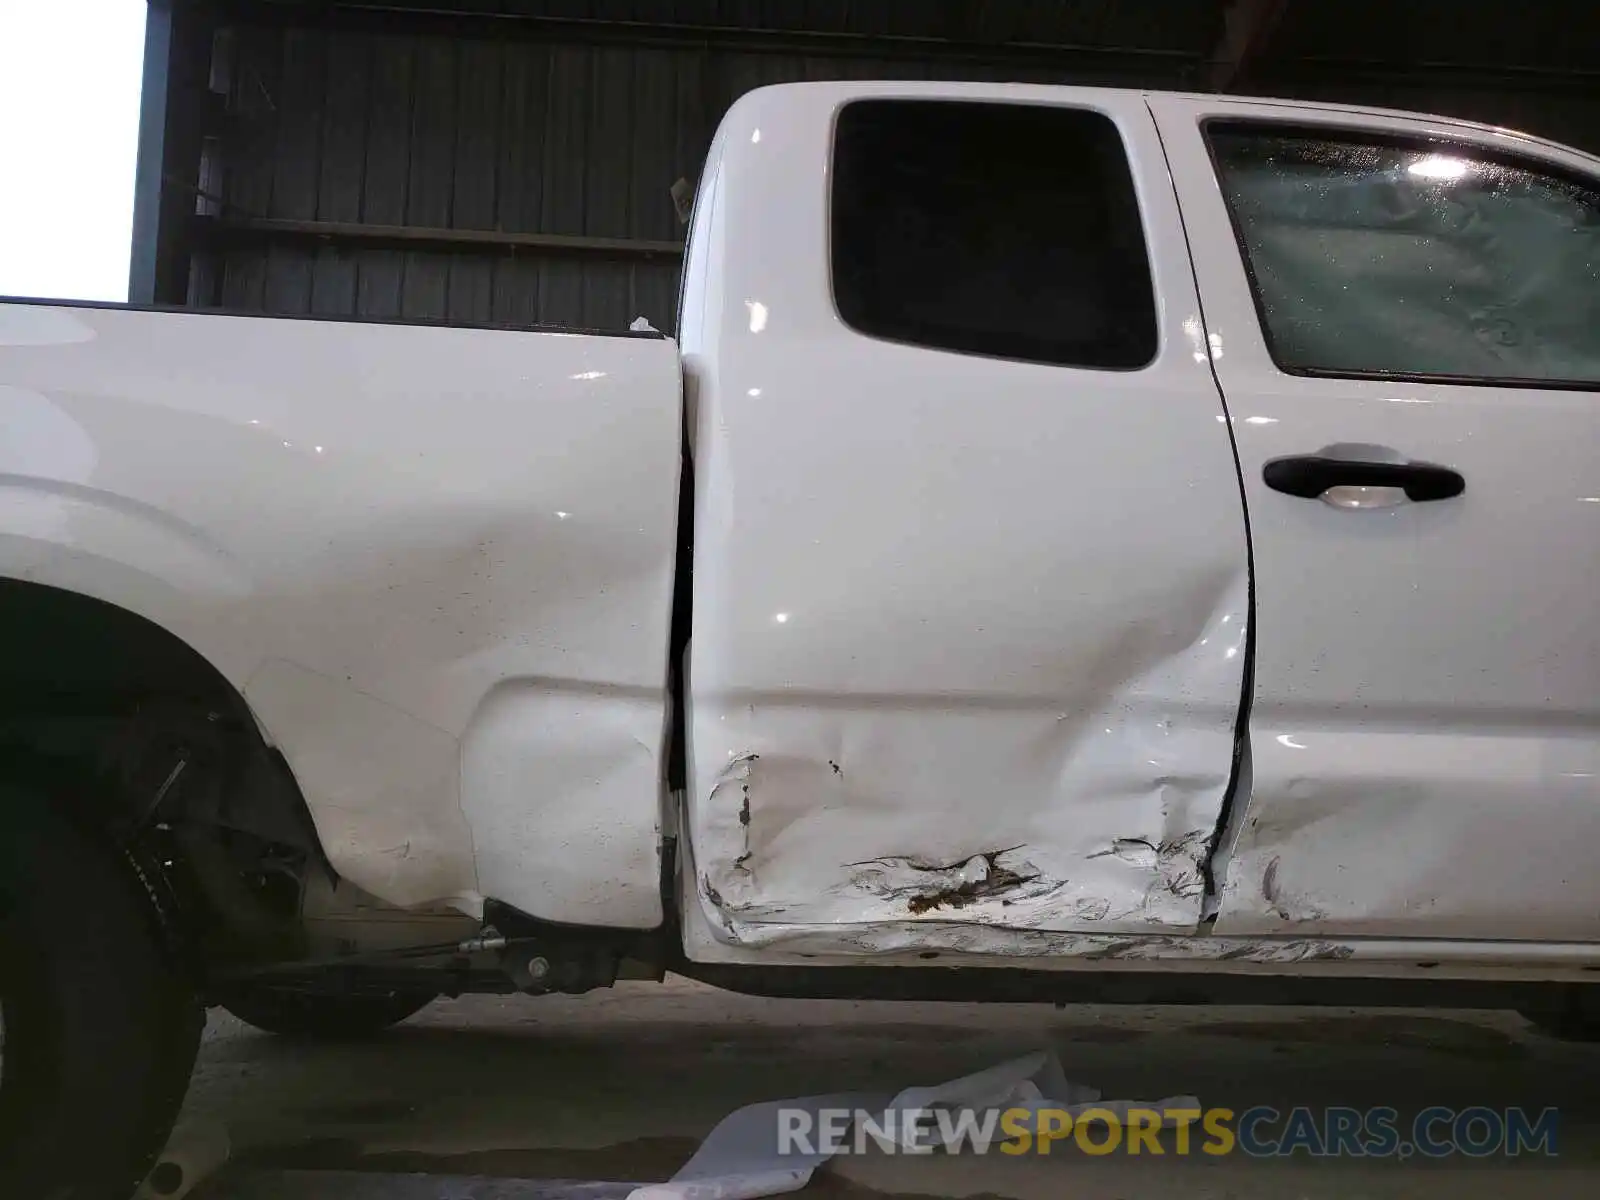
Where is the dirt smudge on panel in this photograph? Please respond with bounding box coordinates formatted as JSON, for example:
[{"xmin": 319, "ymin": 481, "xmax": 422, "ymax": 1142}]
[
  {"xmin": 1260, "ymin": 855, "xmax": 1329, "ymax": 923},
  {"xmin": 1084, "ymin": 829, "xmax": 1209, "ymax": 914},
  {"xmin": 846, "ymin": 848, "xmax": 1064, "ymax": 915},
  {"xmin": 1262, "ymin": 856, "xmax": 1291, "ymax": 921},
  {"xmin": 905, "ymin": 860, "xmax": 1037, "ymax": 915},
  {"xmin": 1081, "ymin": 935, "xmax": 1354, "ymax": 964},
  {"xmin": 707, "ymin": 752, "xmax": 761, "ymax": 887},
  {"xmin": 1092, "ymin": 837, "xmax": 1162, "ymax": 870}
]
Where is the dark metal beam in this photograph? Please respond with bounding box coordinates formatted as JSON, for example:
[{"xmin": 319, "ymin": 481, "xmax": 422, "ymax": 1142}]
[
  {"xmin": 1268, "ymin": 54, "xmax": 1600, "ymax": 90},
  {"xmin": 1207, "ymin": 0, "xmax": 1288, "ymax": 92},
  {"xmin": 131, "ymin": 0, "xmax": 221, "ymax": 304},
  {"xmin": 688, "ymin": 960, "xmax": 1578, "ymax": 1009},
  {"xmin": 206, "ymin": 0, "xmax": 1200, "ymax": 76},
  {"xmin": 198, "ymin": 216, "xmax": 685, "ymax": 259},
  {"xmin": 129, "ymin": 1, "xmax": 176, "ymax": 304}
]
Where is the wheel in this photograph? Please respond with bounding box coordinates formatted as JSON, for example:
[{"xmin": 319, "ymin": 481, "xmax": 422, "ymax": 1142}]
[
  {"xmin": 219, "ymin": 986, "xmax": 434, "ymax": 1038},
  {"xmin": 0, "ymin": 790, "xmax": 203, "ymax": 1200}
]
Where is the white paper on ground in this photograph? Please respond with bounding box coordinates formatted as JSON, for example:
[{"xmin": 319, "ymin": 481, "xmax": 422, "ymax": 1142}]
[{"xmin": 625, "ymin": 1051, "xmax": 1200, "ymax": 1200}]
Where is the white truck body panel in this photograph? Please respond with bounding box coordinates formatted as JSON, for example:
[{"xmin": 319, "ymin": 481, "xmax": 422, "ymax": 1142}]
[
  {"xmin": 0, "ymin": 303, "xmax": 680, "ymax": 925},
  {"xmin": 4, "ymin": 82, "xmax": 1598, "ymax": 979},
  {"xmin": 680, "ymin": 83, "xmax": 1251, "ymax": 954},
  {"xmin": 1150, "ymin": 94, "xmax": 1600, "ymax": 943}
]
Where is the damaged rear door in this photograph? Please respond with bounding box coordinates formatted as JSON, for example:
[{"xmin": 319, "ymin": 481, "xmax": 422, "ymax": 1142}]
[{"xmin": 680, "ymin": 83, "xmax": 1251, "ymax": 956}]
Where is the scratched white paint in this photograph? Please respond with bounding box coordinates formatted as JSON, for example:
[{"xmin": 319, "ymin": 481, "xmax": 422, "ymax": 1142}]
[
  {"xmin": 674, "ymin": 831, "xmax": 1345, "ymax": 964},
  {"xmin": 1216, "ymin": 723, "xmax": 1600, "ymax": 941},
  {"xmin": 1150, "ymin": 93, "xmax": 1600, "ymax": 941},
  {"xmin": 246, "ymin": 658, "xmax": 477, "ymax": 908},
  {"xmin": 0, "ymin": 302, "xmax": 681, "ymax": 924},
  {"xmin": 677, "ymin": 840, "xmax": 1600, "ymax": 977},
  {"xmin": 460, "ymin": 682, "xmax": 666, "ymax": 926},
  {"xmin": 681, "ymin": 82, "xmax": 1250, "ymax": 953}
]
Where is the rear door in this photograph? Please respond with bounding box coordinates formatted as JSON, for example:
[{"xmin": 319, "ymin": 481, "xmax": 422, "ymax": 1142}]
[
  {"xmin": 680, "ymin": 83, "xmax": 1251, "ymax": 955},
  {"xmin": 1151, "ymin": 95, "xmax": 1600, "ymax": 940}
]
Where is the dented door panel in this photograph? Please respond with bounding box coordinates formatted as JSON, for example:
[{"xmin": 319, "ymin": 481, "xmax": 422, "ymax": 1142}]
[
  {"xmin": 680, "ymin": 83, "xmax": 1251, "ymax": 956},
  {"xmin": 695, "ymin": 688, "xmax": 1242, "ymax": 938},
  {"xmin": 1150, "ymin": 94, "xmax": 1600, "ymax": 941}
]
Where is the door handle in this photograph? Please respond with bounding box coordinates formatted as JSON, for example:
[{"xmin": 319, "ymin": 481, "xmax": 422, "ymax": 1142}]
[{"xmin": 1262, "ymin": 455, "xmax": 1465, "ymax": 503}]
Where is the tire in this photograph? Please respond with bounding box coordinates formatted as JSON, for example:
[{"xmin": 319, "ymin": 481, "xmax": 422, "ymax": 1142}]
[
  {"xmin": 219, "ymin": 986, "xmax": 434, "ymax": 1038},
  {"xmin": 0, "ymin": 791, "xmax": 203, "ymax": 1200}
]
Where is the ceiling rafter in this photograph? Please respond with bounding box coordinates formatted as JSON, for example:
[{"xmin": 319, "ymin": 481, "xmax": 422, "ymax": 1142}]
[{"xmin": 1207, "ymin": 0, "xmax": 1289, "ymax": 92}]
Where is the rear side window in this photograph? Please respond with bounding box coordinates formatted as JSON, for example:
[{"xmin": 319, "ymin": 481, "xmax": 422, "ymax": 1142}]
[
  {"xmin": 1209, "ymin": 125, "xmax": 1600, "ymax": 387},
  {"xmin": 830, "ymin": 100, "xmax": 1158, "ymax": 370}
]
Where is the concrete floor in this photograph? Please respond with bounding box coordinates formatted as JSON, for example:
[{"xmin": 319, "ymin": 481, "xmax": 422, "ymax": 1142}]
[{"xmin": 185, "ymin": 977, "xmax": 1599, "ymax": 1200}]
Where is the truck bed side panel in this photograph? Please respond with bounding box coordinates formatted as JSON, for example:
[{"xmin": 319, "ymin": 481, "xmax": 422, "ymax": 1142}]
[{"xmin": 0, "ymin": 302, "xmax": 681, "ymax": 925}]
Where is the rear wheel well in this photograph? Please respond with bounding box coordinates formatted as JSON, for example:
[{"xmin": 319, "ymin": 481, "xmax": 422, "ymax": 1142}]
[{"xmin": 0, "ymin": 579, "xmax": 326, "ymax": 971}]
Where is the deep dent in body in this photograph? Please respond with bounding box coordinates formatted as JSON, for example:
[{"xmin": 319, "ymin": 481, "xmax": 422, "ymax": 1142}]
[
  {"xmin": 694, "ymin": 729, "xmax": 1253, "ymax": 957},
  {"xmin": 685, "ymin": 358, "xmax": 1253, "ymax": 956}
]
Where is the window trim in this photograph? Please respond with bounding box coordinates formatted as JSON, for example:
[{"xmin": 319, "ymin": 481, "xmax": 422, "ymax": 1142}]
[
  {"xmin": 825, "ymin": 97, "xmax": 1161, "ymax": 374},
  {"xmin": 1201, "ymin": 117, "xmax": 1600, "ymax": 394}
]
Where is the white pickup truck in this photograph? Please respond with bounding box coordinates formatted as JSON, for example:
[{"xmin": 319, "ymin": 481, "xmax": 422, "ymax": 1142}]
[{"xmin": 3, "ymin": 80, "xmax": 1599, "ymax": 1197}]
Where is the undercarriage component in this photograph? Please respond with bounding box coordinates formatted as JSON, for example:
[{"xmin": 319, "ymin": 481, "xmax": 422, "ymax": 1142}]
[
  {"xmin": 298, "ymin": 873, "xmax": 479, "ymax": 959},
  {"xmin": 217, "ymin": 985, "xmax": 436, "ymax": 1037},
  {"xmin": 211, "ymin": 898, "xmax": 667, "ymax": 1000},
  {"xmin": 482, "ymin": 898, "xmax": 667, "ymax": 995}
]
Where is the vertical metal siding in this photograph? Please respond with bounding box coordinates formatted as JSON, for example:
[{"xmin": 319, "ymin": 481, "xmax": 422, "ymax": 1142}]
[
  {"xmin": 310, "ymin": 31, "xmax": 369, "ymax": 315},
  {"xmin": 198, "ymin": 15, "xmax": 1197, "ymax": 331},
  {"xmin": 197, "ymin": 33, "xmax": 651, "ymax": 327},
  {"xmin": 192, "ymin": 5, "xmax": 1600, "ymax": 333}
]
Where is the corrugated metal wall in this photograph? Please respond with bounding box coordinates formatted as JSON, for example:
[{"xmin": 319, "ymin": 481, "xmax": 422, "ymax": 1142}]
[
  {"xmin": 254, "ymin": 0, "xmax": 1216, "ymax": 53},
  {"xmin": 206, "ymin": 32, "xmax": 714, "ymax": 329},
  {"xmin": 185, "ymin": 1, "xmax": 1216, "ymax": 331},
  {"xmin": 173, "ymin": 0, "xmax": 1600, "ymax": 333},
  {"xmin": 1255, "ymin": 0, "xmax": 1600, "ymax": 154}
]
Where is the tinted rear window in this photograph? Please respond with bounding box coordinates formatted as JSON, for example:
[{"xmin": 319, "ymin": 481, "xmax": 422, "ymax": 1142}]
[{"xmin": 831, "ymin": 100, "xmax": 1158, "ymax": 370}]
